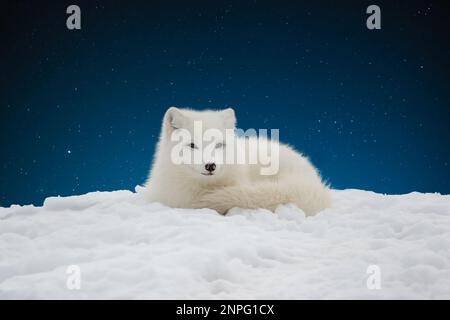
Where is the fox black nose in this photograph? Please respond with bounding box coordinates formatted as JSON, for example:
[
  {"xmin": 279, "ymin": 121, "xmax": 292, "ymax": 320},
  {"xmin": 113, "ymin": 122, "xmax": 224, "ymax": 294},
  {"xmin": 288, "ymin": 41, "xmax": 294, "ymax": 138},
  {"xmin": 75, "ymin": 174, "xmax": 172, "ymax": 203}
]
[{"xmin": 205, "ymin": 163, "xmax": 216, "ymax": 172}]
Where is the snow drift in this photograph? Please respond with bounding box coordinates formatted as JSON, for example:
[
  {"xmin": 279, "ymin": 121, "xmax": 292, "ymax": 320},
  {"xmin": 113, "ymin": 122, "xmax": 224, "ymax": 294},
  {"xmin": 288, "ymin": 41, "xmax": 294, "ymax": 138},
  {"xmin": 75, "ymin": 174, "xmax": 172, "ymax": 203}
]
[{"xmin": 0, "ymin": 187, "xmax": 450, "ymax": 299}]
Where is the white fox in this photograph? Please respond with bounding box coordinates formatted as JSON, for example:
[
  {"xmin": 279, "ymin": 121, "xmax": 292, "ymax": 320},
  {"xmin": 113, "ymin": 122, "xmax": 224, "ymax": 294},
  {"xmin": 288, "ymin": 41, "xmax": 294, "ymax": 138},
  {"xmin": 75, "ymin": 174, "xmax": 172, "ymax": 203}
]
[{"xmin": 144, "ymin": 107, "xmax": 331, "ymax": 215}]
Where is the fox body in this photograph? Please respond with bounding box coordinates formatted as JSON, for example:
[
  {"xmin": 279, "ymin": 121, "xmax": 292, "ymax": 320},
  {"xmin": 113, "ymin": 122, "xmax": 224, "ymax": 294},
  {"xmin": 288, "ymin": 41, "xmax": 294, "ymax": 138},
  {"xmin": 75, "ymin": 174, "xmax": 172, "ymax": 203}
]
[{"xmin": 144, "ymin": 107, "xmax": 331, "ymax": 215}]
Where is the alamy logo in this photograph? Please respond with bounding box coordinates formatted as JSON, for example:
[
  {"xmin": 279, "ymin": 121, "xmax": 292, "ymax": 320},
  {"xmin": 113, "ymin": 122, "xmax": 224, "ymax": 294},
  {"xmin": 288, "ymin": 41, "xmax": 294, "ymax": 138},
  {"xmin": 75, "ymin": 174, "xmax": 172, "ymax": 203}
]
[
  {"xmin": 366, "ymin": 5, "xmax": 381, "ymax": 30},
  {"xmin": 170, "ymin": 121, "xmax": 280, "ymax": 176},
  {"xmin": 66, "ymin": 265, "xmax": 81, "ymax": 290},
  {"xmin": 366, "ymin": 265, "xmax": 381, "ymax": 290},
  {"xmin": 66, "ymin": 5, "xmax": 81, "ymax": 30}
]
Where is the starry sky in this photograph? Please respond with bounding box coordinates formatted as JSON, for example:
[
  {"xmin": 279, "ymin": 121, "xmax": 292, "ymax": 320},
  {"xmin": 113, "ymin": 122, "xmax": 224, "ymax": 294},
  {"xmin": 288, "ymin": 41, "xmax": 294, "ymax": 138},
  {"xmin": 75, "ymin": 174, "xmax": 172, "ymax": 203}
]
[{"xmin": 1, "ymin": 0, "xmax": 450, "ymax": 206}]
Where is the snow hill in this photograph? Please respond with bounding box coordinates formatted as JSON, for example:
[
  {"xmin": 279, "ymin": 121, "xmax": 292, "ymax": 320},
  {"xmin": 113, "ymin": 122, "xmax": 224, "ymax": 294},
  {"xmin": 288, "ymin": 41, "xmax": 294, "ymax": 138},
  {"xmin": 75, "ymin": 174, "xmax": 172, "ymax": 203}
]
[{"xmin": 0, "ymin": 187, "xmax": 449, "ymax": 299}]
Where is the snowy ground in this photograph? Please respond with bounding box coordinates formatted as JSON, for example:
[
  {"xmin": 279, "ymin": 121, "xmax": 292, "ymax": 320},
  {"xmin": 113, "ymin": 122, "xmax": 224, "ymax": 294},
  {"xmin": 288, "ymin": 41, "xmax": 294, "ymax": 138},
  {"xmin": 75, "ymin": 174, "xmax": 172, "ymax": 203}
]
[{"xmin": 0, "ymin": 187, "xmax": 450, "ymax": 299}]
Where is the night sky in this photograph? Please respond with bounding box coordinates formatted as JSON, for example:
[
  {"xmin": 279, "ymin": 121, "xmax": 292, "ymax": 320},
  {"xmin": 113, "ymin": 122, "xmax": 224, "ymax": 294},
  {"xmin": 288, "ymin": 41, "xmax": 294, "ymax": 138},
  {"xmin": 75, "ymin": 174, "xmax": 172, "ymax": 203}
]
[{"xmin": 1, "ymin": 1, "xmax": 450, "ymax": 206}]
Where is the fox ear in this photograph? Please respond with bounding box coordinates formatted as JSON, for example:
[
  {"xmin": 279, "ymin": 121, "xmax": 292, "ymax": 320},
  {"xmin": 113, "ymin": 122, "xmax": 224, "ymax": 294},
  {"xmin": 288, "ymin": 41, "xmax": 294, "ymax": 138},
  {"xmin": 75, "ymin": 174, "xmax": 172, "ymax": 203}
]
[
  {"xmin": 222, "ymin": 108, "xmax": 236, "ymax": 128},
  {"xmin": 164, "ymin": 107, "xmax": 185, "ymax": 131}
]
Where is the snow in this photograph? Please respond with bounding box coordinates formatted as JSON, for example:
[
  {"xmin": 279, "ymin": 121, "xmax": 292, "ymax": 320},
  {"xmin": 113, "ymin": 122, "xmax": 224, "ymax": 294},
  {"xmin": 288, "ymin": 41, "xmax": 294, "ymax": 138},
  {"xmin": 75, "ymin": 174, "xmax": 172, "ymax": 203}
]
[{"xmin": 1, "ymin": 187, "xmax": 450, "ymax": 299}]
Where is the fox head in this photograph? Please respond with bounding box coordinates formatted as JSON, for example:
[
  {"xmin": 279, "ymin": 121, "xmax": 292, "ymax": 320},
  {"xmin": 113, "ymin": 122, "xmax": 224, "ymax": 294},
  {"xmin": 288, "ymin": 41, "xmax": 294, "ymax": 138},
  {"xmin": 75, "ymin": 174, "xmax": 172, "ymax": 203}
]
[{"xmin": 160, "ymin": 107, "xmax": 237, "ymax": 182}]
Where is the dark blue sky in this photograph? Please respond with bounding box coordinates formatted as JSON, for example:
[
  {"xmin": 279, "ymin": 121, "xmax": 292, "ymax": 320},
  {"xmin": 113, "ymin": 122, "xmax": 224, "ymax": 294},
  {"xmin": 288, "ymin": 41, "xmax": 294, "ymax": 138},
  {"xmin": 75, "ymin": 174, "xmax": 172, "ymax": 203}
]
[{"xmin": 1, "ymin": 1, "xmax": 450, "ymax": 206}]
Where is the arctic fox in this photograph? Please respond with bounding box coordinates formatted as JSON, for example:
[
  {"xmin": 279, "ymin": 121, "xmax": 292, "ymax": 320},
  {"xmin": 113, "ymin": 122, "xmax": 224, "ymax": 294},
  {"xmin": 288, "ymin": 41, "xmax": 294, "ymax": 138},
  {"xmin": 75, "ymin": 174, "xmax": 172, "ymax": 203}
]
[{"xmin": 144, "ymin": 107, "xmax": 331, "ymax": 215}]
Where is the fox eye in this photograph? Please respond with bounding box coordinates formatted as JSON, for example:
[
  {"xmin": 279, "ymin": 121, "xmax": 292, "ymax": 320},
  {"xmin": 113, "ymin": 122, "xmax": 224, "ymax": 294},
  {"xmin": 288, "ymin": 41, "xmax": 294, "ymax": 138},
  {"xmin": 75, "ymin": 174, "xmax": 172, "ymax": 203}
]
[
  {"xmin": 189, "ymin": 143, "xmax": 198, "ymax": 149},
  {"xmin": 215, "ymin": 142, "xmax": 225, "ymax": 148}
]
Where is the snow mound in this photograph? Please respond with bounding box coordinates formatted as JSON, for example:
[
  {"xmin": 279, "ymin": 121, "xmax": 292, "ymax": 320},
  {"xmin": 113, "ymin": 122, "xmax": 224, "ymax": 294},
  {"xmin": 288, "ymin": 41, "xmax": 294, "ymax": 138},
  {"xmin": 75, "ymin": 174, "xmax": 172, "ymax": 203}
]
[{"xmin": 1, "ymin": 188, "xmax": 450, "ymax": 299}]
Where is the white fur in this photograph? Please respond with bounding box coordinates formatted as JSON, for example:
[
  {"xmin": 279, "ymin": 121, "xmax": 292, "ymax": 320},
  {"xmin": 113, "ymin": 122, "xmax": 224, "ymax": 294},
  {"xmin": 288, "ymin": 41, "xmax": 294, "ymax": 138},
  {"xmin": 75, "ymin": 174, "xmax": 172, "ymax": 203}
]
[{"xmin": 144, "ymin": 107, "xmax": 331, "ymax": 215}]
